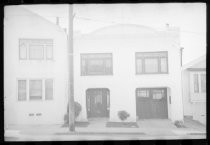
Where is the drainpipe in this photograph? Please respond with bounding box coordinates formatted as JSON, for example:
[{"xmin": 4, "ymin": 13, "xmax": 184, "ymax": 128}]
[
  {"xmin": 68, "ymin": 4, "xmax": 75, "ymax": 132},
  {"xmin": 180, "ymin": 47, "xmax": 184, "ymax": 66}
]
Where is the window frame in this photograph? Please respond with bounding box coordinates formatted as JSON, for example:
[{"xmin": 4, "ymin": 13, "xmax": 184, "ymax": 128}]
[
  {"xmin": 19, "ymin": 40, "xmax": 28, "ymax": 60},
  {"xmin": 45, "ymin": 79, "xmax": 54, "ymax": 100},
  {"xmin": 135, "ymin": 51, "xmax": 168, "ymax": 74},
  {"xmin": 17, "ymin": 79, "xmax": 27, "ymax": 101},
  {"xmin": 16, "ymin": 78, "xmax": 54, "ymax": 102},
  {"xmin": 80, "ymin": 53, "xmax": 113, "ymax": 76},
  {"xmin": 29, "ymin": 44, "xmax": 45, "ymax": 60},
  {"xmin": 191, "ymin": 72, "xmax": 206, "ymax": 94},
  {"xmin": 19, "ymin": 39, "xmax": 53, "ymax": 60}
]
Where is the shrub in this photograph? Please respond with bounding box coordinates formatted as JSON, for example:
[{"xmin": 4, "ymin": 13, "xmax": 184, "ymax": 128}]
[
  {"xmin": 174, "ymin": 120, "xmax": 185, "ymax": 128},
  {"xmin": 74, "ymin": 101, "xmax": 82, "ymax": 118},
  {"xmin": 118, "ymin": 110, "xmax": 130, "ymax": 121},
  {"xmin": 64, "ymin": 101, "xmax": 82, "ymax": 125}
]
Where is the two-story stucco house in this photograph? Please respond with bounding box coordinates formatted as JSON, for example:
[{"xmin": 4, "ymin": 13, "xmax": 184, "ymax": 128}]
[
  {"xmin": 4, "ymin": 6, "xmax": 69, "ymax": 125},
  {"xmin": 74, "ymin": 24, "xmax": 184, "ymax": 123},
  {"xmin": 182, "ymin": 55, "xmax": 206, "ymax": 125},
  {"xmin": 4, "ymin": 6, "xmax": 184, "ymax": 126}
]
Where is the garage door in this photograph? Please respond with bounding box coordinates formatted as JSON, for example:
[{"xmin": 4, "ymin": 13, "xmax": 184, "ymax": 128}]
[{"xmin": 136, "ymin": 88, "xmax": 168, "ymax": 119}]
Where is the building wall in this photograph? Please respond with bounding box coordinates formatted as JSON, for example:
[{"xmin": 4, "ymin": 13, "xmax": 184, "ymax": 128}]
[
  {"xmin": 182, "ymin": 70, "xmax": 193, "ymax": 116},
  {"xmin": 182, "ymin": 69, "xmax": 206, "ymax": 124},
  {"xmin": 4, "ymin": 6, "xmax": 68, "ymax": 125},
  {"xmin": 74, "ymin": 26, "xmax": 184, "ymax": 122}
]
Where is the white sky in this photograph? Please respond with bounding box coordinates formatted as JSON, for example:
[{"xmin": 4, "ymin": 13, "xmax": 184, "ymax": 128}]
[{"xmin": 22, "ymin": 3, "xmax": 206, "ymax": 65}]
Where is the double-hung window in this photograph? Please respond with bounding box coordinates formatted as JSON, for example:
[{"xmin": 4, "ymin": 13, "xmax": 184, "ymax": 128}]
[
  {"xmin": 136, "ymin": 51, "xmax": 168, "ymax": 74},
  {"xmin": 17, "ymin": 79, "xmax": 54, "ymax": 101},
  {"xmin": 192, "ymin": 72, "xmax": 206, "ymax": 93},
  {"xmin": 81, "ymin": 53, "xmax": 113, "ymax": 76},
  {"xmin": 19, "ymin": 39, "xmax": 53, "ymax": 60}
]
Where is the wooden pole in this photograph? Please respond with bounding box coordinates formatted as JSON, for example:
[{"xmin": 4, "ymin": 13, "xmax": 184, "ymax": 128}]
[{"xmin": 68, "ymin": 4, "xmax": 75, "ymax": 132}]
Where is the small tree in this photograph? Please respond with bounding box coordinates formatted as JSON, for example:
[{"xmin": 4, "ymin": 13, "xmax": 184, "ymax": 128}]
[
  {"xmin": 64, "ymin": 101, "xmax": 82, "ymax": 125},
  {"xmin": 118, "ymin": 110, "xmax": 130, "ymax": 121}
]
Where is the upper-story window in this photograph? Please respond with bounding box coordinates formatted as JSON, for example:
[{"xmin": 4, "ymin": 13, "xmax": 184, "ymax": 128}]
[
  {"xmin": 19, "ymin": 39, "xmax": 53, "ymax": 60},
  {"xmin": 136, "ymin": 51, "xmax": 168, "ymax": 74},
  {"xmin": 81, "ymin": 53, "xmax": 113, "ymax": 76}
]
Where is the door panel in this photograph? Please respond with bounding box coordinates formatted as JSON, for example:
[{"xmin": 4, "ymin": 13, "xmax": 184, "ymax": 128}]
[
  {"xmin": 86, "ymin": 89, "xmax": 109, "ymax": 118},
  {"xmin": 136, "ymin": 88, "xmax": 168, "ymax": 119}
]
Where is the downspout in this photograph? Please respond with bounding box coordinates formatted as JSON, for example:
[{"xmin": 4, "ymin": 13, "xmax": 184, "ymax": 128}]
[
  {"xmin": 180, "ymin": 47, "xmax": 184, "ymax": 66},
  {"xmin": 180, "ymin": 47, "xmax": 184, "ymax": 122}
]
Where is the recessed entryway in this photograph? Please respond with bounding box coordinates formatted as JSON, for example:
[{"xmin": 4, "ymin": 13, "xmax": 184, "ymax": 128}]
[
  {"xmin": 136, "ymin": 88, "xmax": 168, "ymax": 119},
  {"xmin": 86, "ymin": 88, "xmax": 110, "ymax": 118}
]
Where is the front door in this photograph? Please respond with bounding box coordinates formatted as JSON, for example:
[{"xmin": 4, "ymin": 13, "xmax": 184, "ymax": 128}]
[
  {"xmin": 86, "ymin": 88, "xmax": 110, "ymax": 118},
  {"xmin": 136, "ymin": 88, "xmax": 168, "ymax": 119}
]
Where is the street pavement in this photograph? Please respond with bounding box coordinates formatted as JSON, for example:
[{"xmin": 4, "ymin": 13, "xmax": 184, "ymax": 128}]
[{"xmin": 4, "ymin": 119, "xmax": 206, "ymax": 141}]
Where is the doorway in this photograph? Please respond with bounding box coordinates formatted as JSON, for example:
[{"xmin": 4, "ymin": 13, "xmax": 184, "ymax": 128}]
[
  {"xmin": 86, "ymin": 88, "xmax": 110, "ymax": 118},
  {"xmin": 136, "ymin": 88, "xmax": 168, "ymax": 119}
]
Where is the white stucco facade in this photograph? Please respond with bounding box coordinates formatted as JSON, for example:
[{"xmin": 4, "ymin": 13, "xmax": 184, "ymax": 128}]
[
  {"xmin": 4, "ymin": 6, "xmax": 69, "ymax": 125},
  {"xmin": 74, "ymin": 25, "xmax": 184, "ymax": 122},
  {"xmin": 4, "ymin": 6, "xmax": 185, "ymax": 126}
]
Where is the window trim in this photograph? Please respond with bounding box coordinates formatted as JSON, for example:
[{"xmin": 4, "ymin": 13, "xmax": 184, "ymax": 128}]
[
  {"xmin": 19, "ymin": 40, "xmax": 28, "ymax": 60},
  {"xmin": 135, "ymin": 51, "xmax": 169, "ymax": 75},
  {"xmin": 19, "ymin": 38, "xmax": 53, "ymax": 60},
  {"xmin": 17, "ymin": 79, "xmax": 27, "ymax": 101},
  {"xmin": 191, "ymin": 72, "xmax": 206, "ymax": 94},
  {"xmin": 80, "ymin": 53, "xmax": 113, "ymax": 76},
  {"xmin": 16, "ymin": 78, "xmax": 54, "ymax": 102}
]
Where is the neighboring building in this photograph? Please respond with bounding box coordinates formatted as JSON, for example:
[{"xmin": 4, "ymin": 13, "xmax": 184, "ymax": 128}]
[
  {"xmin": 182, "ymin": 55, "xmax": 206, "ymax": 125},
  {"xmin": 74, "ymin": 24, "xmax": 184, "ymax": 123},
  {"xmin": 4, "ymin": 6, "xmax": 68, "ymax": 125}
]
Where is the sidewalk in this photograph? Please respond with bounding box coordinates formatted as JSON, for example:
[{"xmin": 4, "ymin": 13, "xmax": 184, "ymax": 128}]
[{"xmin": 4, "ymin": 119, "xmax": 206, "ymax": 141}]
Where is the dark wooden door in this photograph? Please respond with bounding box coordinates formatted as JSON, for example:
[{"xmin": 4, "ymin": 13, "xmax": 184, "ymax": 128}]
[
  {"xmin": 86, "ymin": 89, "xmax": 109, "ymax": 118},
  {"xmin": 136, "ymin": 88, "xmax": 168, "ymax": 119}
]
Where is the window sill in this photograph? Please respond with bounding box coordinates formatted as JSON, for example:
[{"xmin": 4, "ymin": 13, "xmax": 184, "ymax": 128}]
[
  {"xmin": 81, "ymin": 74, "xmax": 113, "ymax": 76},
  {"xmin": 136, "ymin": 73, "xmax": 169, "ymax": 75}
]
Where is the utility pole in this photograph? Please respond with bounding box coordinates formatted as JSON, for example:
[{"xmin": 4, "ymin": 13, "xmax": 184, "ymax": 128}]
[{"xmin": 68, "ymin": 4, "xmax": 75, "ymax": 131}]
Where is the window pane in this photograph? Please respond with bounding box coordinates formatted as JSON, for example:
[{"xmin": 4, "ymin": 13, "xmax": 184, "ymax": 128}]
[
  {"xmin": 45, "ymin": 79, "xmax": 53, "ymax": 100},
  {"xmin": 29, "ymin": 45, "xmax": 44, "ymax": 60},
  {"xmin": 19, "ymin": 43, "xmax": 27, "ymax": 59},
  {"xmin": 160, "ymin": 58, "xmax": 167, "ymax": 73},
  {"xmin": 136, "ymin": 59, "xmax": 143, "ymax": 73},
  {"xmin": 29, "ymin": 80, "xmax": 42, "ymax": 100},
  {"xmin": 145, "ymin": 58, "xmax": 158, "ymax": 73},
  {"xmin": 46, "ymin": 45, "xmax": 53, "ymax": 59},
  {"xmin": 88, "ymin": 59, "xmax": 104, "ymax": 74},
  {"xmin": 137, "ymin": 89, "xmax": 149, "ymax": 97},
  {"xmin": 81, "ymin": 54, "xmax": 112, "ymax": 75},
  {"xmin": 18, "ymin": 80, "xmax": 27, "ymax": 101},
  {"xmin": 152, "ymin": 89, "xmax": 165, "ymax": 99},
  {"xmin": 193, "ymin": 74, "xmax": 199, "ymax": 93},
  {"xmin": 201, "ymin": 74, "xmax": 206, "ymax": 93}
]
